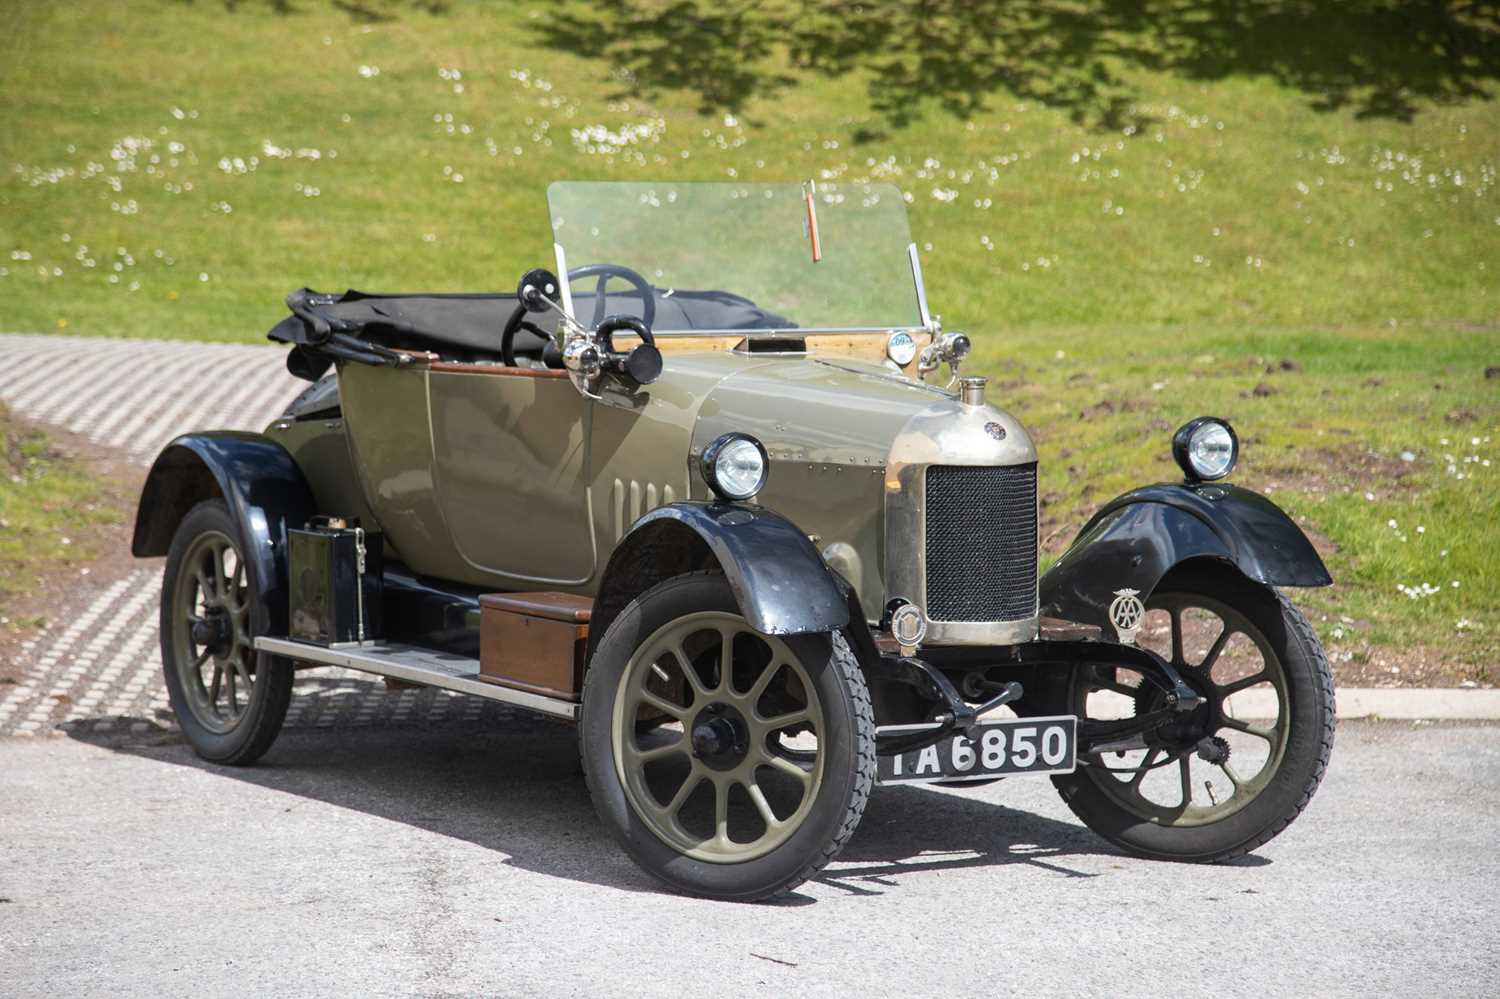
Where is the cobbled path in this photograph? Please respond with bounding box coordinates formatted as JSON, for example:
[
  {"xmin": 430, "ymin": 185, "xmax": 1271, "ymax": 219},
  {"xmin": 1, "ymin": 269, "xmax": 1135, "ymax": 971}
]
[{"xmin": 0, "ymin": 333, "xmax": 524, "ymax": 740}]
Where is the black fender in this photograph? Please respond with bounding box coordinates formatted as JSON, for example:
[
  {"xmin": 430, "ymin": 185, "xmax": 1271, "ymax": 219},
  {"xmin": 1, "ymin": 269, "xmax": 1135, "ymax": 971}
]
[
  {"xmin": 584, "ymin": 501, "xmax": 851, "ymax": 664},
  {"xmin": 1040, "ymin": 482, "xmax": 1331, "ymax": 633},
  {"xmin": 131, "ymin": 432, "xmax": 318, "ymax": 637}
]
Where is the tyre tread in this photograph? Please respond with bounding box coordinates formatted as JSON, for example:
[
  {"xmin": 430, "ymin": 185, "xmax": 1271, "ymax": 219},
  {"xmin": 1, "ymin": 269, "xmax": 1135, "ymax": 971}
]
[
  {"xmin": 1199, "ymin": 593, "xmax": 1335, "ymax": 861},
  {"xmin": 768, "ymin": 630, "xmax": 877, "ymax": 897}
]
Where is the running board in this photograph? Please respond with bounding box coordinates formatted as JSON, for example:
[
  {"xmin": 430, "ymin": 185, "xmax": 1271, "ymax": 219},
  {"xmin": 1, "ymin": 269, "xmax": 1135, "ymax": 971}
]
[{"xmin": 254, "ymin": 636, "xmax": 579, "ymax": 721}]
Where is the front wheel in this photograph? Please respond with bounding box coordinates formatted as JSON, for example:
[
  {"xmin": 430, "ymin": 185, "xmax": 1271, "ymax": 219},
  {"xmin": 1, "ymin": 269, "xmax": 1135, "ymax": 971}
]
[
  {"xmin": 580, "ymin": 572, "xmax": 876, "ymax": 901},
  {"xmin": 1049, "ymin": 567, "xmax": 1335, "ymax": 862}
]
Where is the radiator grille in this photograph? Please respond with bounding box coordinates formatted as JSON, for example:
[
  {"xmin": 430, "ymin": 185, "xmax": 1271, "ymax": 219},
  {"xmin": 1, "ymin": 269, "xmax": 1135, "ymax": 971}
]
[{"xmin": 924, "ymin": 463, "xmax": 1039, "ymax": 622}]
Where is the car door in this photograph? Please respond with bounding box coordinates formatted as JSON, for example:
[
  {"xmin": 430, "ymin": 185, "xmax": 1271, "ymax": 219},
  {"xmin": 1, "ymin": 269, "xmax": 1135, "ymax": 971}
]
[
  {"xmin": 426, "ymin": 362, "xmax": 596, "ymax": 587},
  {"xmin": 339, "ymin": 361, "xmax": 595, "ymax": 589}
]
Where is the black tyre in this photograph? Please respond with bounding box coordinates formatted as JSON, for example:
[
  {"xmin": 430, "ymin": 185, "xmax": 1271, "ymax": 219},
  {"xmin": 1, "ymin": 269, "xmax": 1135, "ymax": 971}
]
[
  {"xmin": 159, "ymin": 499, "xmax": 292, "ymax": 765},
  {"xmin": 1048, "ymin": 567, "xmax": 1334, "ymax": 862},
  {"xmin": 580, "ymin": 572, "xmax": 876, "ymax": 901}
]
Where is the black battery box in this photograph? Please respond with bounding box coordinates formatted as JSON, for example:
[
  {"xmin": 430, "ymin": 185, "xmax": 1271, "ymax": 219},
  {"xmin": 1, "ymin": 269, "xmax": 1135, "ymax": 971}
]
[{"xmin": 288, "ymin": 517, "xmax": 383, "ymax": 646}]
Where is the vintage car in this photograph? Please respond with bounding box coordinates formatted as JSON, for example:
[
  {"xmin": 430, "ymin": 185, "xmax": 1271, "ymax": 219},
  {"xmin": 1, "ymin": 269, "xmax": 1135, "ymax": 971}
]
[{"xmin": 132, "ymin": 181, "xmax": 1335, "ymax": 901}]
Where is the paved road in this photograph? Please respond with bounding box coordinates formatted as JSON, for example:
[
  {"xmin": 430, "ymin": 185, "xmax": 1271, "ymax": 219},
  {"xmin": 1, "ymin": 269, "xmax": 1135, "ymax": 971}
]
[{"xmin": 3, "ymin": 721, "xmax": 1497, "ymax": 997}]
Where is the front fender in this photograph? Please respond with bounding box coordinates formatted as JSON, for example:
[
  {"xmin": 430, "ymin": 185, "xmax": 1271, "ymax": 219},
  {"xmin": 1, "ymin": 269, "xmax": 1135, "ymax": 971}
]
[
  {"xmin": 585, "ymin": 501, "xmax": 851, "ymax": 664},
  {"xmin": 1039, "ymin": 482, "xmax": 1330, "ymax": 632},
  {"xmin": 132, "ymin": 432, "xmax": 317, "ymax": 637}
]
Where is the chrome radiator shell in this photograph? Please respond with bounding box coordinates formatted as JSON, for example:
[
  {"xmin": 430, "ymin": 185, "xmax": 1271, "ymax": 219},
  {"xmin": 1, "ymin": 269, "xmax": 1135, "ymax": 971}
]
[{"xmin": 883, "ymin": 392, "xmax": 1041, "ymax": 646}]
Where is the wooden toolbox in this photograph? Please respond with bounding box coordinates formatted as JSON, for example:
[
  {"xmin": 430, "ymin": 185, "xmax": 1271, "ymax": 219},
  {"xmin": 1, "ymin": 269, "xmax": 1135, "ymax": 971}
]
[{"xmin": 478, "ymin": 592, "xmax": 593, "ymax": 701}]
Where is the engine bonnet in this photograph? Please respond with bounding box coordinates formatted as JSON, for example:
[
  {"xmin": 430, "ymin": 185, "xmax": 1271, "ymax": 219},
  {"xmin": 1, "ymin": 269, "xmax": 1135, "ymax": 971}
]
[{"xmin": 688, "ymin": 356, "xmax": 1035, "ymax": 615}]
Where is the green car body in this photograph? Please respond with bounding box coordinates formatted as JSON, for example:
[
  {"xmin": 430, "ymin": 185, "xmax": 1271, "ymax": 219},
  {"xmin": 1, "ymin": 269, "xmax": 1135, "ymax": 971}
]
[{"xmin": 267, "ymin": 348, "xmax": 1033, "ymax": 640}]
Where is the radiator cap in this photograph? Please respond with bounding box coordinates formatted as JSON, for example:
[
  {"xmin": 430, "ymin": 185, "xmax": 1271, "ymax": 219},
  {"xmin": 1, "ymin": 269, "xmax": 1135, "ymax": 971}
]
[{"xmin": 958, "ymin": 375, "xmax": 987, "ymax": 407}]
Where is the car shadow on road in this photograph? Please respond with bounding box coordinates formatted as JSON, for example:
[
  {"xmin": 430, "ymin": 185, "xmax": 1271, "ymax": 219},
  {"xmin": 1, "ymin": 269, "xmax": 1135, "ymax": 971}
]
[{"xmin": 67, "ymin": 714, "xmax": 1133, "ymax": 902}]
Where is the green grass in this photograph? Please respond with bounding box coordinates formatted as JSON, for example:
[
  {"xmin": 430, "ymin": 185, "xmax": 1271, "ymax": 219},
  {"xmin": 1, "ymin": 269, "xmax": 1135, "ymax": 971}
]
[
  {"xmin": 997, "ymin": 325, "xmax": 1499, "ymax": 682},
  {"xmin": 0, "ymin": 1, "xmax": 1497, "ymax": 677},
  {"xmin": 0, "ymin": 404, "xmax": 124, "ymax": 616}
]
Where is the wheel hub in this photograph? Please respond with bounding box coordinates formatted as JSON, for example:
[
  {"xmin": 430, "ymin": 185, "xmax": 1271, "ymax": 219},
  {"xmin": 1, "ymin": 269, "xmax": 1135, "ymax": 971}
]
[
  {"xmin": 689, "ymin": 702, "xmax": 750, "ymax": 771},
  {"xmin": 1135, "ymin": 666, "xmax": 1220, "ymax": 747},
  {"xmin": 191, "ymin": 609, "xmax": 233, "ymax": 657}
]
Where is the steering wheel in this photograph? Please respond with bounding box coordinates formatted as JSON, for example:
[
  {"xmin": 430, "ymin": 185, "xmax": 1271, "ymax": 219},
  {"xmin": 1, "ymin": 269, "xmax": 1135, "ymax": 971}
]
[
  {"xmin": 566, "ymin": 262, "xmax": 657, "ymax": 330},
  {"xmin": 500, "ymin": 304, "xmax": 555, "ymax": 368}
]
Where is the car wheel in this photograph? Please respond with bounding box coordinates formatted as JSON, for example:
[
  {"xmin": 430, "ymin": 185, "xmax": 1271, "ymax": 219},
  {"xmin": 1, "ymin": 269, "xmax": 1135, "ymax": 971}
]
[
  {"xmin": 580, "ymin": 571, "xmax": 876, "ymax": 901},
  {"xmin": 159, "ymin": 499, "xmax": 292, "ymax": 765},
  {"xmin": 1050, "ymin": 567, "xmax": 1335, "ymax": 862}
]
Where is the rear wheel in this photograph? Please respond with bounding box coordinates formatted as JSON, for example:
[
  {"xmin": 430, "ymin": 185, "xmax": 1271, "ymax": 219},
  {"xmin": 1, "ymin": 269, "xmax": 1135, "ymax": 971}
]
[
  {"xmin": 160, "ymin": 500, "xmax": 292, "ymax": 765},
  {"xmin": 1050, "ymin": 568, "xmax": 1334, "ymax": 862},
  {"xmin": 580, "ymin": 572, "xmax": 875, "ymax": 901}
]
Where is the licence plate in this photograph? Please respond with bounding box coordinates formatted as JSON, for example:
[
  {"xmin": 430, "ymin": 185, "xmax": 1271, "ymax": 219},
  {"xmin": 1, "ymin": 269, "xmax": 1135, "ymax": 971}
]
[{"xmin": 876, "ymin": 715, "xmax": 1077, "ymax": 784}]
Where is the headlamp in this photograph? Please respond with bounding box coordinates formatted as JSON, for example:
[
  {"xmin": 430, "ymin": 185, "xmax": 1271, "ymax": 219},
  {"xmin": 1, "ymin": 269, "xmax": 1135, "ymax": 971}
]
[
  {"xmin": 701, "ymin": 433, "xmax": 769, "ymax": 501},
  {"xmin": 1172, "ymin": 417, "xmax": 1239, "ymax": 482}
]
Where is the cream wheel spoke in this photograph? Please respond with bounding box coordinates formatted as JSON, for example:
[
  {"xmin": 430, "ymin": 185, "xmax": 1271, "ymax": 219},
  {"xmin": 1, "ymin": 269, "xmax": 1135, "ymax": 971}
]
[
  {"xmin": 630, "ymin": 736, "xmax": 687, "ymax": 764},
  {"xmin": 762, "ymin": 752, "xmax": 813, "ymax": 785},
  {"xmin": 638, "ymin": 689, "xmax": 686, "ymax": 720},
  {"xmin": 713, "ymin": 777, "xmax": 730, "ymax": 845},
  {"xmin": 758, "ymin": 707, "xmax": 811, "ymax": 731},
  {"xmin": 675, "ymin": 643, "xmax": 712, "ymax": 702},
  {"xmin": 746, "ymin": 781, "xmax": 782, "ymax": 830},
  {"xmin": 743, "ymin": 657, "xmax": 784, "ymax": 706}
]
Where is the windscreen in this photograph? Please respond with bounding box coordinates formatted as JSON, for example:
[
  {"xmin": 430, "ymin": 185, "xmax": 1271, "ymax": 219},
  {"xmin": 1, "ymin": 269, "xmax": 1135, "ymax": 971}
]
[{"xmin": 547, "ymin": 181, "xmax": 924, "ymax": 333}]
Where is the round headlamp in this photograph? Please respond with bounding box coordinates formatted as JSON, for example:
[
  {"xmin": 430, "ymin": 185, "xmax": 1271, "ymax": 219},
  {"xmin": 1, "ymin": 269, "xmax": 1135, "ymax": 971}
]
[
  {"xmin": 1172, "ymin": 417, "xmax": 1239, "ymax": 482},
  {"xmin": 886, "ymin": 331, "xmax": 918, "ymax": 366},
  {"xmin": 701, "ymin": 432, "xmax": 769, "ymax": 501}
]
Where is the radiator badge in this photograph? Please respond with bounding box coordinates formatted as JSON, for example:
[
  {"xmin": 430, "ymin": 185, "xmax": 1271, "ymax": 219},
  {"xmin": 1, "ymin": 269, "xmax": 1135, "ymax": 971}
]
[
  {"xmin": 984, "ymin": 421, "xmax": 1006, "ymax": 441},
  {"xmin": 1109, "ymin": 588, "xmax": 1145, "ymax": 645}
]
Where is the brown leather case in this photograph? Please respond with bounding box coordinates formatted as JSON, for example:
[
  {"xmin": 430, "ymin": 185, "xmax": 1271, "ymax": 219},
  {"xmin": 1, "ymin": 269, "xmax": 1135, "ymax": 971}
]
[{"xmin": 478, "ymin": 592, "xmax": 593, "ymax": 701}]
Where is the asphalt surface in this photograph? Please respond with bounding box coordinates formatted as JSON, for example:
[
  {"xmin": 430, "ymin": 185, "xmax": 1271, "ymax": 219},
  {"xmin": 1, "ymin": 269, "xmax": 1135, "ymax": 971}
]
[{"xmin": 3, "ymin": 721, "xmax": 1497, "ymax": 998}]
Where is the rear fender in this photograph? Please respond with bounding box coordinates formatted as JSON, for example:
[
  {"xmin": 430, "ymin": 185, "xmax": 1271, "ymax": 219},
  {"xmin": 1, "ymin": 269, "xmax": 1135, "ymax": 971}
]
[
  {"xmin": 584, "ymin": 502, "xmax": 852, "ymax": 665},
  {"xmin": 132, "ymin": 432, "xmax": 317, "ymax": 636},
  {"xmin": 1039, "ymin": 482, "xmax": 1330, "ymax": 634}
]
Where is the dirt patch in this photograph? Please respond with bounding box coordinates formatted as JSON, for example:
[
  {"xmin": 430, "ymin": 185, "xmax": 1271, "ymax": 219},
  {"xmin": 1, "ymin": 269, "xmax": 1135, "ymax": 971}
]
[
  {"xmin": 1078, "ymin": 397, "xmax": 1147, "ymax": 420},
  {"xmin": 0, "ymin": 417, "xmax": 143, "ymax": 683},
  {"xmin": 1247, "ymin": 441, "xmax": 1425, "ymax": 501},
  {"xmin": 1327, "ymin": 642, "xmax": 1490, "ymax": 688}
]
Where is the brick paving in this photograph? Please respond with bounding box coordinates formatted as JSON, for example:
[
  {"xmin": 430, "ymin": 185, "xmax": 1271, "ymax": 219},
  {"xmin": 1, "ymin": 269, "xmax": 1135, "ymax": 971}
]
[{"xmin": 0, "ymin": 333, "xmax": 523, "ymax": 740}]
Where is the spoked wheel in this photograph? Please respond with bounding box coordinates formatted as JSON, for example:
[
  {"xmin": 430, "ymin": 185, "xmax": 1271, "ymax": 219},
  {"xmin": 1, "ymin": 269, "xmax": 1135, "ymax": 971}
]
[
  {"xmin": 160, "ymin": 500, "xmax": 292, "ymax": 764},
  {"xmin": 1052, "ymin": 567, "xmax": 1334, "ymax": 862},
  {"xmin": 581, "ymin": 572, "xmax": 875, "ymax": 901}
]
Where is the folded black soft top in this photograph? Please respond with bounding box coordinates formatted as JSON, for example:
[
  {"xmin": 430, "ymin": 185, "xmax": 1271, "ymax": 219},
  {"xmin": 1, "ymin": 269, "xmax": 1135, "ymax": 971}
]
[
  {"xmin": 268, "ymin": 289, "xmax": 538, "ymax": 350},
  {"xmin": 269, "ymin": 286, "xmax": 796, "ymax": 380}
]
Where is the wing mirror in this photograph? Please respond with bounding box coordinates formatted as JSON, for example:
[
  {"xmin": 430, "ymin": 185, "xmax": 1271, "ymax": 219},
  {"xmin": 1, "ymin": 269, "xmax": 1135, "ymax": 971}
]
[{"xmin": 517, "ymin": 268, "xmax": 561, "ymax": 312}]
